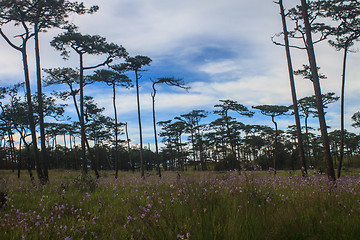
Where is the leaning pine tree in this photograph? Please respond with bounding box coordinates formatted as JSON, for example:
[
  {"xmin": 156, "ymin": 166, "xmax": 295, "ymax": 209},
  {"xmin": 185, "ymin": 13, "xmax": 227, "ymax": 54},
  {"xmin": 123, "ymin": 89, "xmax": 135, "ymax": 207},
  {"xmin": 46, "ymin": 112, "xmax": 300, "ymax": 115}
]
[
  {"xmin": 275, "ymin": 0, "xmax": 307, "ymax": 176},
  {"xmin": 300, "ymin": 0, "xmax": 335, "ymax": 181}
]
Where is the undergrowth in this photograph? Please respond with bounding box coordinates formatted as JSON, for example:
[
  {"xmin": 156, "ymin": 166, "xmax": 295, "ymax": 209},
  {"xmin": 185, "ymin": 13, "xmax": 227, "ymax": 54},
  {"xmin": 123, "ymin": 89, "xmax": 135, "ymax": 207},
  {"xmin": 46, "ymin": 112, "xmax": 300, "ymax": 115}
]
[{"xmin": 0, "ymin": 170, "xmax": 360, "ymax": 239}]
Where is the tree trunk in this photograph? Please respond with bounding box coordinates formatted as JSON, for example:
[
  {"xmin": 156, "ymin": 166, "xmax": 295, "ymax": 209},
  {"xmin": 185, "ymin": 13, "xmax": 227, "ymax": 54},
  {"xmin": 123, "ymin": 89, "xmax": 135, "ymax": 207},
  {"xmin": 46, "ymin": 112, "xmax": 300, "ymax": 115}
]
[
  {"xmin": 79, "ymin": 53, "xmax": 87, "ymax": 175},
  {"xmin": 125, "ymin": 122, "xmax": 134, "ymax": 172},
  {"xmin": 272, "ymin": 116, "xmax": 278, "ymax": 174},
  {"xmin": 337, "ymin": 46, "xmax": 348, "ymax": 178},
  {"xmin": 152, "ymin": 87, "xmax": 161, "ymax": 178},
  {"xmin": 177, "ymin": 134, "xmax": 182, "ymax": 170},
  {"xmin": 113, "ymin": 84, "xmax": 119, "ymax": 178},
  {"xmin": 35, "ymin": 26, "xmax": 49, "ymax": 183},
  {"xmin": 300, "ymin": 0, "xmax": 335, "ymax": 181},
  {"xmin": 135, "ymin": 70, "xmax": 144, "ymax": 178},
  {"xmin": 70, "ymin": 86, "xmax": 99, "ymax": 177},
  {"xmin": 279, "ymin": 0, "xmax": 307, "ymax": 176},
  {"xmin": 304, "ymin": 113, "xmax": 312, "ymax": 166},
  {"xmin": 22, "ymin": 45, "xmax": 44, "ymax": 182},
  {"xmin": 18, "ymin": 139, "xmax": 22, "ymax": 179}
]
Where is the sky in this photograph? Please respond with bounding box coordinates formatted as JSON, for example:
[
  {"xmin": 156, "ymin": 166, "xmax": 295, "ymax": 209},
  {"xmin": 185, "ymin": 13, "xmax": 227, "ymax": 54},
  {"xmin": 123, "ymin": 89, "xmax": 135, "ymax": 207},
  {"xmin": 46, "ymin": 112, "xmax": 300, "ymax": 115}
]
[{"xmin": 0, "ymin": 0, "xmax": 360, "ymax": 148}]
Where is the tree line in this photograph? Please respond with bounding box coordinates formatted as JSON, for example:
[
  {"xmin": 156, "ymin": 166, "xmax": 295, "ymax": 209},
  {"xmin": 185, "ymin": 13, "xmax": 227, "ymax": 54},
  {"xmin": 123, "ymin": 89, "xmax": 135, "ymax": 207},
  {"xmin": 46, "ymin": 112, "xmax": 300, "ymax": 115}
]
[{"xmin": 0, "ymin": 0, "xmax": 359, "ymax": 183}]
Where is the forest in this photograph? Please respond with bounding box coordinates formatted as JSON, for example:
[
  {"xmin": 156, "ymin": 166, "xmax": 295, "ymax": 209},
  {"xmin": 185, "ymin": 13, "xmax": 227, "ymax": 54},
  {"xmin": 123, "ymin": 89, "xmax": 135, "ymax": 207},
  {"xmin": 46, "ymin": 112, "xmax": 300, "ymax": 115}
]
[{"xmin": 0, "ymin": 0, "xmax": 360, "ymax": 184}]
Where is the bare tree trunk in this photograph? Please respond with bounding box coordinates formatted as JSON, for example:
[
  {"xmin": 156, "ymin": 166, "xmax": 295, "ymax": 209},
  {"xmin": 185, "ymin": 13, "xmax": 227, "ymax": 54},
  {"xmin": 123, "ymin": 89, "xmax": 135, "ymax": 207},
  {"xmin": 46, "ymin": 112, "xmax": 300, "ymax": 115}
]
[
  {"xmin": 35, "ymin": 26, "xmax": 49, "ymax": 183},
  {"xmin": 70, "ymin": 87, "xmax": 98, "ymax": 176},
  {"xmin": 278, "ymin": 0, "xmax": 307, "ymax": 176},
  {"xmin": 79, "ymin": 54, "xmax": 87, "ymax": 175},
  {"xmin": 304, "ymin": 114, "xmax": 312, "ymax": 166},
  {"xmin": 22, "ymin": 46, "xmax": 44, "ymax": 182},
  {"xmin": 151, "ymin": 87, "xmax": 161, "ymax": 178},
  {"xmin": 18, "ymin": 140, "xmax": 22, "ymax": 179},
  {"xmin": 113, "ymin": 84, "xmax": 119, "ymax": 178},
  {"xmin": 300, "ymin": 0, "xmax": 335, "ymax": 181},
  {"xmin": 338, "ymin": 46, "xmax": 348, "ymax": 178},
  {"xmin": 135, "ymin": 70, "xmax": 144, "ymax": 178},
  {"xmin": 272, "ymin": 116, "xmax": 278, "ymax": 175},
  {"xmin": 77, "ymin": 57, "xmax": 100, "ymax": 178},
  {"xmin": 125, "ymin": 122, "xmax": 134, "ymax": 172}
]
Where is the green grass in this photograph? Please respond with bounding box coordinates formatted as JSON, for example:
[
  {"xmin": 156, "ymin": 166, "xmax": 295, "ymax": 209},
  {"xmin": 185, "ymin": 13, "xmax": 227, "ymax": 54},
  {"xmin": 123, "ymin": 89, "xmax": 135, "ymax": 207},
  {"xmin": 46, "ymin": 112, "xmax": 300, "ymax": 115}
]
[{"xmin": 1, "ymin": 169, "xmax": 360, "ymax": 239}]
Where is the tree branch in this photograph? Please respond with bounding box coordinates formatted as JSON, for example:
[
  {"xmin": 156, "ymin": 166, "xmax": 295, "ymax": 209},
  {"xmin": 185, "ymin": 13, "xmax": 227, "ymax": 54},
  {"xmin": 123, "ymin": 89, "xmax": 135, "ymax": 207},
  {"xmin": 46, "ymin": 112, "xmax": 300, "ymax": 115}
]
[
  {"xmin": 83, "ymin": 56, "xmax": 113, "ymax": 70},
  {"xmin": 271, "ymin": 35, "xmax": 307, "ymax": 49},
  {"xmin": 0, "ymin": 28, "xmax": 22, "ymax": 51}
]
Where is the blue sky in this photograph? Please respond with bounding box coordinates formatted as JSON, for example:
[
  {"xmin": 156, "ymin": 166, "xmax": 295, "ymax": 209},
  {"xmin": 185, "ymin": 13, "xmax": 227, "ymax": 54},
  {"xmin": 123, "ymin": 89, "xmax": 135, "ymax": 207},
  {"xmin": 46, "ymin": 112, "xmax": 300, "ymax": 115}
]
[{"xmin": 1, "ymin": 0, "xmax": 360, "ymax": 148}]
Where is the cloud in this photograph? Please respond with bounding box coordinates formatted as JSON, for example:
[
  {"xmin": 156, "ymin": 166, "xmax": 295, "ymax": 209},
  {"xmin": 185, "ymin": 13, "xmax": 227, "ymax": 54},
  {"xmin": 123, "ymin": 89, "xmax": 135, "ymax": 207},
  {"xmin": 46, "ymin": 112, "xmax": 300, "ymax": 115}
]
[{"xmin": 199, "ymin": 59, "xmax": 241, "ymax": 75}]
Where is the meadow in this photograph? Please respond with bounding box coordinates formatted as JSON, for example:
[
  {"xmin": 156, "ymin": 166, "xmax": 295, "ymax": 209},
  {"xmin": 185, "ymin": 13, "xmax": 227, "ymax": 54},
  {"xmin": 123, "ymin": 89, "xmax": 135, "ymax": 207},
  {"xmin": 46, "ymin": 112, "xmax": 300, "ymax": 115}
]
[{"xmin": 1, "ymin": 169, "xmax": 360, "ymax": 240}]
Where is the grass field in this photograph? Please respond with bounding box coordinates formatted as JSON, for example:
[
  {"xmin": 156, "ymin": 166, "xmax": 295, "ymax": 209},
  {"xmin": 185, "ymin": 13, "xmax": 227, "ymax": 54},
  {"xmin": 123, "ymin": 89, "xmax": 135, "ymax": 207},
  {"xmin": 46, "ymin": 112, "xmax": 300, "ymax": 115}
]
[{"xmin": 1, "ymin": 169, "xmax": 360, "ymax": 239}]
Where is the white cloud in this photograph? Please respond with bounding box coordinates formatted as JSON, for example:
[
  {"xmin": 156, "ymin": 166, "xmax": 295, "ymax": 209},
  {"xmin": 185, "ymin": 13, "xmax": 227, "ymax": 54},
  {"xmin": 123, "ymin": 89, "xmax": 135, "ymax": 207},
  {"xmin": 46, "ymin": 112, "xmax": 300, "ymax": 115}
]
[{"xmin": 199, "ymin": 60, "xmax": 240, "ymax": 75}]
